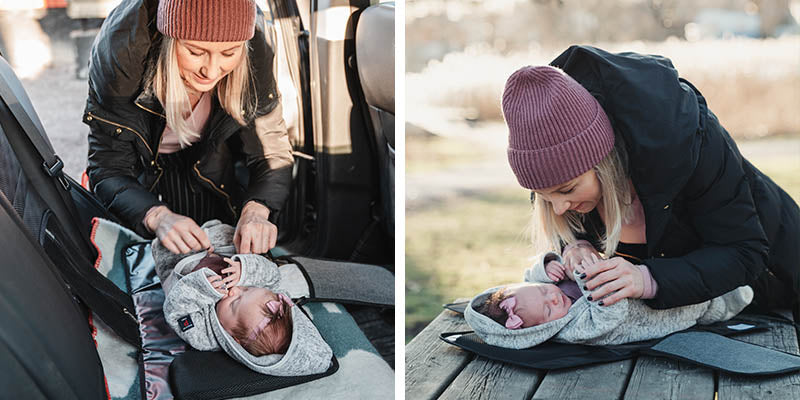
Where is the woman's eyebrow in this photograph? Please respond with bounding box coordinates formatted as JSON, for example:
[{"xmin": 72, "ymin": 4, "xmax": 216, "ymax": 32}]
[{"xmin": 186, "ymin": 43, "xmax": 240, "ymax": 53}]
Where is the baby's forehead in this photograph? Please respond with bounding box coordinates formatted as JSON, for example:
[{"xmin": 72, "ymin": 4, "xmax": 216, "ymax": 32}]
[{"xmin": 506, "ymin": 282, "xmax": 549, "ymax": 294}]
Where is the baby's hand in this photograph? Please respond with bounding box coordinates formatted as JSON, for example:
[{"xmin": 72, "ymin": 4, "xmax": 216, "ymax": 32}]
[
  {"xmin": 207, "ymin": 275, "xmax": 228, "ymax": 295},
  {"xmin": 544, "ymin": 259, "xmax": 567, "ymax": 281},
  {"xmin": 221, "ymin": 257, "xmax": 242, "ymax": 287}
]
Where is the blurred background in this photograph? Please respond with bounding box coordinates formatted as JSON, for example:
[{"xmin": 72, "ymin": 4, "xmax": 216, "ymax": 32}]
[{"xmin": 406, "ymin": 0, "xmax": 800, "ymax": 342}]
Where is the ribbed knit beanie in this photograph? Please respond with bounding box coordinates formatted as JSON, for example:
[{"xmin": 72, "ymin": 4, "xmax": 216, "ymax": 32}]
[
  {"xmin": 502, "ymin": 66, "xmax": 615, "ymax": 190},
  {"xmin": 157, "ymin": 0, "xmax": 257, "ymax": 42}
]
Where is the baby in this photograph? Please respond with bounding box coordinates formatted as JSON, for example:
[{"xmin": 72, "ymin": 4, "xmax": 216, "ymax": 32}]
[
  {"xmin": 193, "ymin": 252, "xmax": 293, "ymax": 356},
  {"xmin": 154, "ymin": 220, "xmax": 332, "ymax": 376},
  {"xmin": 465, "ymin": 252, "xmax": 754, "ymax": 349}
]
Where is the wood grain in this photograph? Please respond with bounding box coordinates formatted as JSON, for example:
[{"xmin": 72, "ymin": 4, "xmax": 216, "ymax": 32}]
[
  {"xmin": 439, "ymin": 356, "xmax": 543, "ymax": 400},
  {"xmin": 406, "ymin": 307, "xmax": 473, "ymax": 400},
  {"xmin": 532, "ymin": 359, "xmax": 635, "ymax": 400},
  {"xmin": 624, "ymin": 356, "xmax": 714, "ymax": 400}
]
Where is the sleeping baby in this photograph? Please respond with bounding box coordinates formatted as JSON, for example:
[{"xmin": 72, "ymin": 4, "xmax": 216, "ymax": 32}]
[
  {"xmin": 465, "ymin": 252, "xmax": 753, "ymax": 349},
  {"xmin": 153, "ymin": 220, "xmax": 332, "ymax": 376}
]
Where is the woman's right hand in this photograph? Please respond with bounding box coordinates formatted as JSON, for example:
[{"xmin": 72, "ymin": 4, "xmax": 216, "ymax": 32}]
[
  {"xmin": 562, "ymin": 240, "xmax": 602, "ymax": 275},
  {"xmin": 145, "ymin": 206, "xmax": 211, "ymax": 254}
]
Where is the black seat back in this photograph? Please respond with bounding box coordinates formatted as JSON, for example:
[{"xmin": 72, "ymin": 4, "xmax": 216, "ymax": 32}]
[{"xmin": 0, "ymin": 191, "xmax": 107, "ymax": 399}]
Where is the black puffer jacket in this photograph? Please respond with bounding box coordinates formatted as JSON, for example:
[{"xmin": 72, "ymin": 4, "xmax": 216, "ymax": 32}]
[
  {"xmin": 84, "ymin": 0, "xmax": 293, "ymax": 237},
  {"xmin": 551, "ymin": 45, "xmax": 800, "ymax": 309}
]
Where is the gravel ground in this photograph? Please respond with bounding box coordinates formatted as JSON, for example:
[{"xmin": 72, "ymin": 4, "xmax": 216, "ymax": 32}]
[
  {"xmin": 21, "ymin": 61, "xmax": 90, "ymax": 181},
  {"xmin": 15, "ymin": 31, "xmax": 90, "ymax": 181}
]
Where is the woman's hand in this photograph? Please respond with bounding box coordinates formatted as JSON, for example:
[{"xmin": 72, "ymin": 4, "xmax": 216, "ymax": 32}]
[
  {"xmin": 562, "ymin": 240, "xmax": 602, "ymax": 276},
  {"xmin": 145, "ymin": 206, "xmax": 210, "ymax": 254},
  {"xmin": 221, "ymin": 257, "xmax": 242, "ymax": 287},
  {"xmin": 234, "ymin": 201, "xmax": 278, "ymax": 254},
  {"xmin": 581, "ymin": 256, "xmax": 645, "ymax": 306}
]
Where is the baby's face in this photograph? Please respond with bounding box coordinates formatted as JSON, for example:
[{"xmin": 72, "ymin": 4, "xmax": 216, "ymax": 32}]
[
  {"xmin": 216, "ymin": 286, "xmax": 278, "ymax": 336},
  {"xmin": 508, "ymin": 283, "xmax": 571, "ymax": 327}
]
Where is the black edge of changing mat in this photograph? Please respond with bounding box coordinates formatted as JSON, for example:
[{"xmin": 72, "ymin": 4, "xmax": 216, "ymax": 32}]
[
  {"xmin": 439, "ymin": 331, "xmax": 646, "ymax": 370},
  {"xmin": 443, "ymin": 301, "xmax": 468, "ymax": 314},
  {"xmin": 170, "ymin": 352, "xmax": 339, "ymax": 400}
]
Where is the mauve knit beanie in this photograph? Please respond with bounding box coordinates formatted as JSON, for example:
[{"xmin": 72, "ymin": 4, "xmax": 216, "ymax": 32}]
[
  {"xmin": 157, "ymin": 0, "xmax": 257, "ymax": 42},
  {"xmin": 502, "ymin": 66, "xmax": 615, "ymax": 190}
]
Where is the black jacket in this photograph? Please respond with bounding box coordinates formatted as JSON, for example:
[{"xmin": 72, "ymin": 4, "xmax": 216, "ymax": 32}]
[
  {"xmin": 84, "ymin": 0, "xmax": 293, "ymax": 237},
  {"xmin": 552, "ymin": 45, "xmax": 800, "ymax": 309}
]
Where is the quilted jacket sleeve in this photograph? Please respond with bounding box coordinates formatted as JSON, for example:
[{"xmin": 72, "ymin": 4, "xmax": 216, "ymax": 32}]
[{"xmin": 643, "ymin": 112, "xmax": 769, "ymax": 309}]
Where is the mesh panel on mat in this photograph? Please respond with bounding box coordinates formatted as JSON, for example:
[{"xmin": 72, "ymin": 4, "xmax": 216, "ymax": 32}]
[{"xmin": 0, "ymin": 124, "xmax": 48, "ymax": 241}]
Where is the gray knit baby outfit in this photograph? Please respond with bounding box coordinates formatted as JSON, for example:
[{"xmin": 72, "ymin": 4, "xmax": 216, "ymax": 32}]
[
  {"xmin": 154, "ymin": 220, "xmax": 333, "ymax": 376},
  {"xmin": 465, "ymin": 252, "xmax": 753, "ymax": 349}
]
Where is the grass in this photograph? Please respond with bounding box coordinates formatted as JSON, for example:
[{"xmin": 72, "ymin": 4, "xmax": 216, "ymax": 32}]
[
  {"xmin": 405, "ymin": 136, "xmax": 800, "ymax": 343},
  {"xmin": 405, "ymin": 189, "xmax": 534, "ymax": 342},
  {"xmin": 405, "ymin": 130, "xmax": 492, "ymax": 174}
]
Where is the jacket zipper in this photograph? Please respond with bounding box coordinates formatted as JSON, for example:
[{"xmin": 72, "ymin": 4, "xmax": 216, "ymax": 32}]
[
  {"xmin": 134, "ymin": 101, "xmax": 166, "ymax": 118},
  {"xmin": 87, "ymin": 112, "xmax": 153, "ymax": 155},
  {"xmin": 134, "ymin": 100, "xmax": 167, "ymax": 191},
  {"xmin": 193, "ymin": 162, "xmax": 236, "ymax": 217}
]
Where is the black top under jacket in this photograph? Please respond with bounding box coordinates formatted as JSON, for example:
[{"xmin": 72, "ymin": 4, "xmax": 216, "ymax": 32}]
[
  {"xmin": 551, "ymin": 45, "xmax": 800, "ymax": 309},
  {"xmin": 83, "ymin": 0, "xmax": 291, "ymax": 237}
]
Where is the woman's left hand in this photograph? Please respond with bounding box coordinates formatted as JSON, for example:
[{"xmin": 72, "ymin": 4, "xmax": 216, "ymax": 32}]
[
  {"xmin": 234, "ymin": 201, "xmax": 278, "ymax": 254},
  {"xmin": 582, "ymin": 256, "xmax": 644, "ymax": 306}
]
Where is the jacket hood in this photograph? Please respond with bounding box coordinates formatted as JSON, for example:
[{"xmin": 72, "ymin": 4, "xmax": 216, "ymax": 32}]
[
  {"xmin": 464, "ymin": 285, "xmax": 586, "ymax": 350},
  {"xmin": 166, "ymin": 267, "xmax": 332, "ymax": 376},
  {"xmin": 550, "ymin": 45, "xmax": 706, "ymax": 252},
  {"xmin": 209, "ymin": 296, "xmax": 333, "ymax": 376}
]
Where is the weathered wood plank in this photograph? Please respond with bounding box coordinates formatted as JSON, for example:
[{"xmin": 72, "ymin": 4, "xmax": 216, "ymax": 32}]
[
  {"xmin": 532, "ymin": 359, "xmax": 635, "ymax": 400},
  {"xmin": 718, "ymin": 310, "xmax": 800, "ymax": 400},
  {"xmin": 623, "ymin": 356, "xmax": 714, "ymax": 400},
  {"xmin": 406, "ymin": 308, "xmax": 473, "ymax": 400},
  {"xmin": 438, "ymin": 356, "xmax": 543, "ymax": 400}
]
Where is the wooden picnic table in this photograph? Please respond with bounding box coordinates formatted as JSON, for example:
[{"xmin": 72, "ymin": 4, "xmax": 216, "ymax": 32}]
[{"xmin": 406, "ymin": 300, "xmax": 800, "ymax": 399}]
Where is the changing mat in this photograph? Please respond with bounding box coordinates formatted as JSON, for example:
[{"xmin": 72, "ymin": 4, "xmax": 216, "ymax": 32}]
[{"xmin": 90, "ymin": 218, "xmax": 394, "ymax": 400}]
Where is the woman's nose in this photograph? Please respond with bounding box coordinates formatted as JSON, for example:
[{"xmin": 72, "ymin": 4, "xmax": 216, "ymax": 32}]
[
  {"xmin": 553, "ymin": 200, "xmax": 570, "ymax": 216},
  {"xmin": 200, "ymin": 57, "xmax": 221, "ymax": 80}
]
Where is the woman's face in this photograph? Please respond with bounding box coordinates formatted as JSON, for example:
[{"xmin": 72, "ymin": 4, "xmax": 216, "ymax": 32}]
[
  {"xmin": 175, "ymin": 40, "xmax": 246, "ymax": 94},
  {"xmin": 535, "ymin": 169, "xmax": 602, "ymax": 215},
  {"xmin": 507, "ymin": 283, "xmax": 571, "ymax": 327}
]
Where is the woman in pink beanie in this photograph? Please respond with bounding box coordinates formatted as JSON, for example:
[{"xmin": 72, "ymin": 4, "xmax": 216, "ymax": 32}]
[
  {"xmin": 502, "ymin": 45, "xmax": 800, "ymax": 313},
  {"xmin": 84, "ymin": 0, "xmax": 292, "ymax": 256}
]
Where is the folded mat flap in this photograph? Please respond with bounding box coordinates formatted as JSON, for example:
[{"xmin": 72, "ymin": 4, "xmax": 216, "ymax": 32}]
[
  {"xmin": 439, "ymin": 331, "xmax": 644, "ymax": 370},
  {"xmin": 170, "ymin": 350, "xmax": 339, "ymax": 400},
  {"xmin": 284, "ymin": 256, "xmax": 394, "ymax": 307},
  {"xmin": 645, "ymin": 331, "xmax": 800, "ymax": 376}
]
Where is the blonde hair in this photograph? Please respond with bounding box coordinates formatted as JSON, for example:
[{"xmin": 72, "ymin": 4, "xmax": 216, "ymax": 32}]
[
  {"xmin": 151, "ymin": 37, "xmax": 255, "ymax": 148},
  {"xmin": 530, "ymin": 142, "xmax": 633, "ymax": 257}
]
